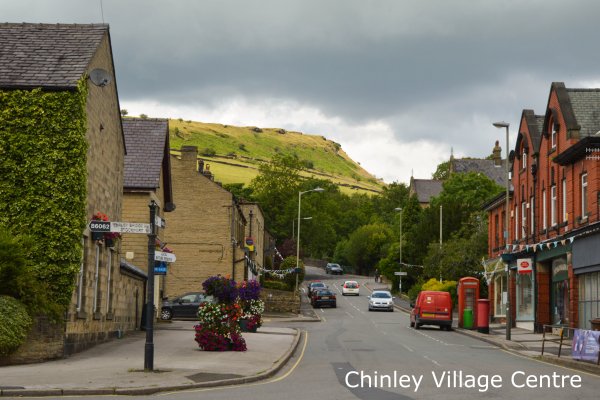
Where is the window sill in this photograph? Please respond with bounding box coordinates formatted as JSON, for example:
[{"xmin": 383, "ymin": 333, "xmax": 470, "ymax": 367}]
[
  {"xmin": 106, "ymin": 312, "xmax": 114, "ymax": 320},
  {"xmin": 93, "ymin": 312, "xmax": 102, "ymax": 320},
  {"xmin": 76, "ymin": 311, "xmax": 88, "ymax": 320}
]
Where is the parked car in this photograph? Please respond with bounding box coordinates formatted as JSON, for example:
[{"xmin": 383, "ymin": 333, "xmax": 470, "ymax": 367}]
[
  {"xmin": 368, "ymin": 290, "xmax": 394, "ymax": 312},
  {"xmin": 325, "ymin": 263, "xmax": 344, "ymax": 275},
  {"xmin": 410, "ymin": 290, "xmax": 453, "ymax": 330},
  {"xmin": 311, "ymin": 288, "xmax": 337, "ymax": 308},
  {"xmin": 342, "ymin": 281, "xmax": 360, "ymax": 296},
  {"xmin": 307, "ymin": 281, "xmax": 327, "ymax": 298},
  {"xmin": 161, "ymin": 292, "xmax": 215, "ymax": 320}
]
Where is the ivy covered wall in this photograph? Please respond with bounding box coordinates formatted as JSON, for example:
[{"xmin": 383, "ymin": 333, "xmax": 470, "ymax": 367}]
[{"xmin": 0, "ymin": 83, "xmax": 88, "ymax": 309}]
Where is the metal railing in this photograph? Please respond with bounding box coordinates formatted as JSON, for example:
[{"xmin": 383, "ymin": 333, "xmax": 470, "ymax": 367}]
[{"xmin": 541, "ymin": 324, "xmax": 573, "ymax": 358}]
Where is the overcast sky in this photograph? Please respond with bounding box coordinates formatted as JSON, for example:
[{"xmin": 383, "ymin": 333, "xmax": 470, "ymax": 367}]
[{"xmin": 4, "ymin": 0, "xmax": 600, "ymax": 183}]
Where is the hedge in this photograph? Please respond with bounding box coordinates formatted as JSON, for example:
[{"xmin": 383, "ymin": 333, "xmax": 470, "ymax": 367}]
[{"xmin": 0, "ymin": 296, "xmax": 32, "ymax": 356}]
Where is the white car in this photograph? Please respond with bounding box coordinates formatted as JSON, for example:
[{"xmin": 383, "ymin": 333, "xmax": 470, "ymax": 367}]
[
  {"xmin": 342, "ymin": 281, "xmax": 360, "ymax": 296},
  {"xmin": 368, "ymin": 290, "xmax": 395, "ymax": 312}
]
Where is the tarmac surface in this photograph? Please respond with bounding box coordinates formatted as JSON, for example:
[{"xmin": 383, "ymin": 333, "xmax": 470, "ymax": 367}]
[{"xmin": 1, "ymin": 276, "xmax": 598, "ymax": 397}]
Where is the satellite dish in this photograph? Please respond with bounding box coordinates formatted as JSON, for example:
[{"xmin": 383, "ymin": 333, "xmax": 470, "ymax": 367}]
[{"xmin": 89, "ymin": 68, "xmax": 112, "ymax": 87}]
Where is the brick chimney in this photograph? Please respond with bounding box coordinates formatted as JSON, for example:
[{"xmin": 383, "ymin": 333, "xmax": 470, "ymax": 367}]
[{"xmin": 492, "ymin": 140, "xmax": 502, "ymax": 166}]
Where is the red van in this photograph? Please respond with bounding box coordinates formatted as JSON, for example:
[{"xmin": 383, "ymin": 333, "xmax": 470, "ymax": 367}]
[{"xmin": 410, "ymin": 291, "xmax": 453, "ymax": 330}]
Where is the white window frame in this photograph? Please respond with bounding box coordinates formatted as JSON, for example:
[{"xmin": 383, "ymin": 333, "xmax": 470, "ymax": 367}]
[
  {"xmin": 93, "ymin": 243, "xmax": 101, "ymax": 313},
  {"xmin": 521, "ymin": 201, "xmax": 527, "ymax": 239},
  {"xmin": 515, "ymin": 205, "xmax": 519, "ymax": 240},
  {"xmin": 543, "ymin": 189, "xmax": 547, "ymax": 230},
  {"xmin": 551, "ymin": 123, "xmax": 557, "ymax": 149},
  {"xmin": 551, "ymin": 185, "xmax": 557, "ymax": 226},
  {"xmin": 530, "ymin": 196, "xmax": 534, "ymax": 234},
  {"xmin": 582, "ymin": 173, "xmax": 588, "ymax": 218},
  {"xmin": 562, "ymin": 178, "xmax": 567, "ymax": 222},
  {"xmin": 522, "ymin": 149, "xmax": 527, "ymax": 169}
]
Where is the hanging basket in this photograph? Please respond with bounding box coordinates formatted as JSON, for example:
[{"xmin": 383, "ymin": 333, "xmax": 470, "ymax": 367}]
[{"xmin": 91, "ymin": 231, "xmax": 104, "ymax": 241}]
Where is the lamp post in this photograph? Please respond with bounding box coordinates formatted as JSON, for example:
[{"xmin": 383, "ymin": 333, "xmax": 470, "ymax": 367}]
[
  {"xmin": 493, "ymin": 121, "xmax": 511, "ymax": 341},
  {"xmin": 296, "ymin": 188, "xmax": 324, "ymax": 292},
  {"xmin": 394, "ymin": 207, "xmax": 403, "ymax": 292}
]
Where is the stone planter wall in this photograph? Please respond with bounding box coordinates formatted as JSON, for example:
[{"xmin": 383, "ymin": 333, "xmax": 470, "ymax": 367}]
[
  {"xmin": 0, "ymin": 316, "xmax": 64, "ymax": 366},
  {"xmin": 260, "ymin": 288, "xmax": 300, "ymax": 314}
]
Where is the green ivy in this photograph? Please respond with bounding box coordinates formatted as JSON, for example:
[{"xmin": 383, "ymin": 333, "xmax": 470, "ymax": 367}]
[
  {"xmin": 0, "ymin": 82, "xmax": 88, "ymax": 310},
  {"xmin": 0, "ymin": 296, "xmax": 33, "ymax": 356}
]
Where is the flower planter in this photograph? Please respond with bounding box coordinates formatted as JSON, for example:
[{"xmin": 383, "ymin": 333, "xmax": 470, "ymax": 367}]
[{"xmin": 239, "ymin": 319, "xmax": 257, "ymax": 333}]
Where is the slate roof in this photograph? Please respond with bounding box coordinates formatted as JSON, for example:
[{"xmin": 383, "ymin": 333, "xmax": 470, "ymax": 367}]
[
  {"xmin": 123, "ymin": 118, "xmax": 169, "ymax": 190},
  {"xmin": 0, "ymin": 23, "xmax": 107, "ymax": 89},
  {"xmin": 451, "ymin": 158, "xmax": 506, "ymax": 187},
  {"xmin": 566, "ymin": 89, "xmax": 600, "ymax": 137},
  {"xmin": 410, "ymin": 179, "xmax": 443, "ymax": 203}
]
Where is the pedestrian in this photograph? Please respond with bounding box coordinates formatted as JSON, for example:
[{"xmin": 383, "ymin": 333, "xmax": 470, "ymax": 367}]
[{"xmin": 374, "ymin": 269, "xmax": 380, "ymax": 283}]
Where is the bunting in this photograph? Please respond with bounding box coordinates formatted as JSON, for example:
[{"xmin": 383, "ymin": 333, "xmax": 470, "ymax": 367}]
[{"xmin": 502, "ymin": 233, "xmax": 582, "ymax": 255}]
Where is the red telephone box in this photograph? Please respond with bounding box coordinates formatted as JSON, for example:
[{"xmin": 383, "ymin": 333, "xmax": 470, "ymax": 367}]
[{"xmin": 458, "ymin": 277, "xmax": 480, "ymax": 329}]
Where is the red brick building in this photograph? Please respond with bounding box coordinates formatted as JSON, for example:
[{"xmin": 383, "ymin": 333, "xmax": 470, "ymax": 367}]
[{"xmin": 484, "ymin": 82, "xmax": 600, "ymax": 332}]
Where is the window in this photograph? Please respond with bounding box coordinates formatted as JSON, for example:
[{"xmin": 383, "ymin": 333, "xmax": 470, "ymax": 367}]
[
  {"xmin": 578, "ymin": 272, "xmax": 600, "ymax": 329},
  {"xmin": 530, "ymin": 197, "xmax": 535, "ymax": 235},
  {"xmin": 542, "ymin": 189, "xmax": 547, "ymax": 230},
  {"xmin": 501, "ymin": 211, "xmax": 506, "ymax": 247},
  {"xmin": 494, "ymin": 214, "xmax": 499, "ymax": 247},
  {"xmin": 551, "ymin": 123, "xmax": 557, "ymax": 149},
  {"xmin": 76, "ymin": 237, "xmax": 87, "ymax": 312},
  {"xmin": 106, "ymin": 248, "xmax": 114, "ymax": 314},
  {"xmin": 551, "ymin": 185, "xmax": 557, "ymax": 226},
  {"xmin": 93, "ymin": 243, "xmax": 101, "ymax": 314},
  {"xmin": 494, "ymin": 274, "xmax": 507, "ymax": 317},
  {"xmin": 562, "ymin": 178, "xmax": 567, "ymax": 222},
  {"xmin": 521, "ymin": 201, "xmax": 527, "ymax": 239},
  {"xmin": 582, "ymin": 173, "xmax": 588, "ymax": 217},
  {"xmin": 522, "ymin": 148, "xmax": 527, "ymax": 169}
]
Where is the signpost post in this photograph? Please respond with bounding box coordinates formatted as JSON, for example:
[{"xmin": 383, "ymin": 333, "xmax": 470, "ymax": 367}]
[
  {"xmin": 144, "ymin": 201, "xmax": 158, "ymax": 371},
  {"xmin": 395, "ymin": 271, "xmax": 407, "ymax": 293}
]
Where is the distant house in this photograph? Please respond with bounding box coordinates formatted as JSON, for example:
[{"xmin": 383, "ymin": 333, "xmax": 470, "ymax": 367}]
[
  {"xmin": 408, "ymin": 177, "xmax": 443, "ymax": 207},
  {"xmin": 0, "ymin": 23, "xmax": 140, "ymax": 361},
  {"xmin": 121, "ymin": 117, "xmax": 175, "ymax": 312},
  {"xmin": 164, "ymin": 146, "xmax": 247, "ymax": 296},
  {"xmin": 449, "ymin": 142, "xmax": 507, "ymax": 187}
]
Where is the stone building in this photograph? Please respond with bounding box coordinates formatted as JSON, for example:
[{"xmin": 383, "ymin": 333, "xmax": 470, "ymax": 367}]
[
  {"xmin": 163, "ymin": 146, "xmax": 247, "ymax": 297},
  {"xmin": 408, "ymin": 177, "xmax": 443, "ymax": 208},
  {"xmin": 484, "ymin": 82, "xmax": 600, "ymax": 332},
  {"xmin": 121, "ymin": 117, "xmax": 175, "ymax": 315},
  {"xmin": 239, "ymin": 201, "xmax": 266, "ymax": 280},
  {"xmin": 0, "ymin": 23, "xmax": 151, "ymax": 362}
]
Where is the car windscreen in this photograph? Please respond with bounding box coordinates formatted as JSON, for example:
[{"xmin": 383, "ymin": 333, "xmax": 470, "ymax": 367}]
[
  {"xmin": 313, "ymin": 283, "xmax": 326, "ymax": 288},
  {"xmin": 372, "ymin": 292, "xmax": 391, "ymax": 298},
  {"xmin": 345, "ymin": 282, "xmax": 358, "ymax": 288},
  {"xmin": 315, "ymin": 290, "xmax": 333, "ymax": 295}
]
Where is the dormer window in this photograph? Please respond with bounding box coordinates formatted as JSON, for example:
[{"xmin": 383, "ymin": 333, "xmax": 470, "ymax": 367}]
[{"xmin": 551, "ymin": 122, "xmax": 558, "ymax": 149}]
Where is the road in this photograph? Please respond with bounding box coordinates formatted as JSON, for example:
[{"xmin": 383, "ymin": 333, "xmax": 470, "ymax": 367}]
[{"xmin": 27, "ymin": 266, "xmax": 600, "ymax": 400}]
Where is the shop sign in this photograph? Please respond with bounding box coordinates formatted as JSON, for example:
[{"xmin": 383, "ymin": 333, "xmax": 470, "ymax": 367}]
[
  {"xmin": 154, "ymin": 262, "xmax": 167, "ymax": 275},
  {"xmin": 572, "ymin": 329, "xmax": 600, "ymax": 362},
  {"xmin": 245, "ymin": 237, "xmax": 255, "ymax": 252},
  {"xmin": 517, "ymin": 258, "xmax": 533, "ymax": 274}
]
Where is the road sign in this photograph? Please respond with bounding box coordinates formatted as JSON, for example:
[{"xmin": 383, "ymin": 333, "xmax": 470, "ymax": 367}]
[
  {"xmin": 88, "ymin": 221, "xmax": 111, "ymax": 232},
  {"xmin": 395, "ymin": 271, "xmax": 408, "ymax": 276},
  {"xmin": 154, "ymin": 262, "xmax": 167, "ymax": 275},
  {"xmin": 155, "ymin": 215, "xmax": 165, "ymax": 228},
  {"xmin": 111, "ymin": 222, "xmax": 151, "ymax": 234},
  {"xmin": 154, "ymin": 251, "xmax": 176, "ymax": 263}
]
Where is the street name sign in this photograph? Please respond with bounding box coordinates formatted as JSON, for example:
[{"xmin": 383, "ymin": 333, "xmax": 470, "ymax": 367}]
[
  {"xmin": 154, "ymin": 251, "xmax": 176, "ymax": 263},
  {"xmin": 155, "ymin": 215, "xmax": 166, "ymax": 228},
  {"xmin": 395, "ymin": 271, "xmax": 408, "ymax": 276},
  {"xmin": 111, "ymin": 222, "xmax": 151, "ymax": 234}
]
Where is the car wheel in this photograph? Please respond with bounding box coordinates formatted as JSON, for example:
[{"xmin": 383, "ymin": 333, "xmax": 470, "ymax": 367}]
[{"xmin": 160, "ymin": 308, "xmax": 172, "ymax": 320}]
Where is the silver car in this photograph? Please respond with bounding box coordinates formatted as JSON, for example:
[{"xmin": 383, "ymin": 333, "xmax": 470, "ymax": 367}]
[{"xmin": 368, "ymin": 290, "xmax": 394, "ymax": 312}]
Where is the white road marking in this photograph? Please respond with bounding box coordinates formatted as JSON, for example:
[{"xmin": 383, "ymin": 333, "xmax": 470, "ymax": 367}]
[
  {"xmin": 423, "ymin": 355, "xmax": 441, "ymax": 367},
  {"xmin": 401, "ymin": 343, "xmax": 414, "ymax": 352},
  {"xmin": 320, "ymin": 308, "xmax": 325, "ymax": 313},
  {"xmin": 345, "ymin": 311, "xmax": 355, "ymax": 318}
]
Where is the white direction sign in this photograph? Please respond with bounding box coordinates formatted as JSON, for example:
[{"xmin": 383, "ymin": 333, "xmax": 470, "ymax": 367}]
[
  {"xmin": 111, "ymin": 222, "xmax": 151, "ymax": 234},
  {"xmin": 155, "ymin": 251, "xmax": 176, "ymax": 263},
  {"xmin": 394, "ymin": 271, "xmax": 408, "ymax": 276},
  {"xmin": 155, "ymin": 215, "xmax": 166, "ymax": 228}
]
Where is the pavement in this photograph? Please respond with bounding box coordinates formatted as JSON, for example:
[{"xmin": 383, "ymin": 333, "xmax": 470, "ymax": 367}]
[
  {"xmin": 362, "ymin": 278, "xmax": 600, "ymax": 376},
  {"xmin": 0, "ymin": 317, "xmax": 308, "ymax": 397}
]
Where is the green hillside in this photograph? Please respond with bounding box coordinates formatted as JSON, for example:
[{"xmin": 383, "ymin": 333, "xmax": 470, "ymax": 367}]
[{"xmin": 168, "ymin": 119, "xmax": 385, "ymax": 194}]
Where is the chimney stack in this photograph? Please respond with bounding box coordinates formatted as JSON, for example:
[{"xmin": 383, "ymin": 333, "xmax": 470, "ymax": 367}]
[{"xmin": 492, "ymin": 140, "xmax": 502, "ymax": 166}]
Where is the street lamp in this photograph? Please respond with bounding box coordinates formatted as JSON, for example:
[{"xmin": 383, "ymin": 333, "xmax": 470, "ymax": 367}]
[
  {"xmin": 493, "ymin": 121, "xmax": 511, "ymax": 341},
  {"xmin": 394, "ymin": 207, "xmax": 403, "ymax": 292},
  {"xmin": 292, "ymin": 217, "xmax": 312, "ymax": 239},
  {"xmin": 296, "ymin": 188, "xmax": 325, "ymax": 291}
]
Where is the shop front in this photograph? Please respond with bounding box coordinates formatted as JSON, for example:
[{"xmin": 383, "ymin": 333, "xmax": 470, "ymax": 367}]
[
  {"xmin": 572, "ymin": 233, "xmax": 600, "ymax": 330},
  {"xmin": 535, "ymin": 245, "xmax": 571, "ymax": 329},
  {"xmin": 551, "ymin": 257, "xmax": 569, "ymax": 325},
  {"xmin": 515, "ymin": 257, "xmax": 534, "ymax": 331},
  {"xmin": 484, "ymin": 257, "xmax": 508, "ymax": 322}
]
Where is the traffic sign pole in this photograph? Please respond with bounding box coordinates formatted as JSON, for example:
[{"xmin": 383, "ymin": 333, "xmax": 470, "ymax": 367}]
[{"xmin": 144, "ymin": 200, "xmax": 158, "ymax": 371}]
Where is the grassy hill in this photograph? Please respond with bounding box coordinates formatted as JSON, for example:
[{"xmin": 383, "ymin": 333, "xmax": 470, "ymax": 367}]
[{"xmin": 167, "ymin": 119, "xmax": 385, "ymax": 195}]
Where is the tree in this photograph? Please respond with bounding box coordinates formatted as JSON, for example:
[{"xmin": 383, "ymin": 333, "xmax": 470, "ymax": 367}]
[
  {"xmin": 432, "ymin": 160, "xmax": 450, "ymax": 180},
  {"xmin": 223, "ymin": 183, "xmax": 254, "ymax": 202},
  {"xmin": 343, "ymin": 223, "xmax": 392, "ymax": 276},
  {"xmin": 120, "ymin": 109, "xmax": 128, "ymax": 116}
]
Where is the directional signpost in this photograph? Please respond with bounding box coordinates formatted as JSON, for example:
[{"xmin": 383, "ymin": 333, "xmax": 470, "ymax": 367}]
[
  {"xmin": 395, "ymin": 271, "xmax": 407, "ymax": 293},
  {"xmin": 154, "ymin": 251, "xmax": 176, "ymax": 263},
  {"xmin": 88, "ymin": 221, "xmax": 151, "ymax": 234}
]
